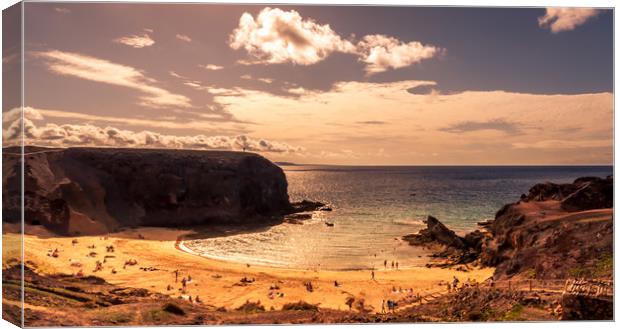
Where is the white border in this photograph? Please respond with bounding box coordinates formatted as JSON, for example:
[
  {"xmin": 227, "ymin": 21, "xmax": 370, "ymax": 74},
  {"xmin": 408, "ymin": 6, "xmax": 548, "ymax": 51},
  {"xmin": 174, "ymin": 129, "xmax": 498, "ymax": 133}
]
[{"xmin": 0, "ymin": 1, "xmax": 617, "ymax": 329}]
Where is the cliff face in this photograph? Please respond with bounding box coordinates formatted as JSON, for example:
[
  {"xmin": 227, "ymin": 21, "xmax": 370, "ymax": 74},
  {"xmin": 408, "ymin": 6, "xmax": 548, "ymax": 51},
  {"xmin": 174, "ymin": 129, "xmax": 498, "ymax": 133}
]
[
  {"xmin": 479, "ymin": 176, "xmax": 613, "ymax": 280},
  {"xmin": 404, "ymin": 176, "xmax": 613, "ymax": 281},
  {"xmin": 3, "ymin": 147, "xmax": 292, "ymax": 235}
]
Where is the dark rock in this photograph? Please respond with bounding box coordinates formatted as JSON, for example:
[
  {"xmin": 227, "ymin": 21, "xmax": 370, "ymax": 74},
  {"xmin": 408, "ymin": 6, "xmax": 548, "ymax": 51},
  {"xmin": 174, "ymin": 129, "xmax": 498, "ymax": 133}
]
[
  {"xmin": 560, "ymin": 176, "xmax": 612, "ymax": 211},
  {"xmin": 423, "ymin": 216, "xmax": 466, "ymax": 249},
  {"xmin": 163, "ymin": 303, "xmax": 186, "ymax": 316},
  {"xmin": 3, "ymin": 146, "xmax": 292, "ymax": 235},
  {"xmin": 290, "ymin": 200, "xmax": 326, "ymax": 213},
  {"xmin": 522, "ymin": 176, "xmax": 612, "ymax": 212}
]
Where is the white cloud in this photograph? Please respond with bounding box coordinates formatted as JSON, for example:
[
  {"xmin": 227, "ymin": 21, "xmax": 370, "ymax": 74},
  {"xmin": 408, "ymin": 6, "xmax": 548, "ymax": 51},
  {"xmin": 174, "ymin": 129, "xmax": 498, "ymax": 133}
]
[
  {"xmin": 538, "ymin": 8, "xmax": 599, "ymax": 33},
  {"xmin": 240, "ymin": 74, "xmax": 253, "ymax": 80},
  {"xmin": 356, "ymin": 35, "xmax": 440, "ymax": 74},
  {"xmin": 115, "ymin": 33, "xmax": 155, "ymax": 48},
  {"xmin": 6, "ymin": 108, "xmax": 302, "ymax": 154},
  {"xmin": 169, "ymin": 71, "xmax": 188, "ymax": 79},
  {"xmin": 258, "ymin": 78, "xmax": 274, "ymax": 84},
  {"xmin": 176, "ymin": 34, "xmax": 192, "ymax": 42},
  {"xmin": 199, "ymin": 64, "xmax": 224, "ymax": 71},
  {"xmin": 34, "ymin": 50, "xmax": 191, "ymax": 109},
  {"xmin": 229, "ymin": 7, "xmax": 356, "ymax": 65},
  {"xmin": 287, "ymin": 87, "xmax": 311, "ymax": 95},
  {"xmin": 229, "ymin": 7, "xmax": 440, "ymax": 74}
]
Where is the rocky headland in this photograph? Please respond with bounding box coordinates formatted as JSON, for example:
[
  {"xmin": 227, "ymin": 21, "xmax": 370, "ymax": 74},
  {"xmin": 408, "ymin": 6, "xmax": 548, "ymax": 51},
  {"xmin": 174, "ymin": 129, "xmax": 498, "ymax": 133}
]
[
  {"xmin": 3, "ymin": 146, "xmax": 324, "ymax": 235},
  {"xmin": 405, "ymin": 176, "xmax": 613, "ymax": 281}
]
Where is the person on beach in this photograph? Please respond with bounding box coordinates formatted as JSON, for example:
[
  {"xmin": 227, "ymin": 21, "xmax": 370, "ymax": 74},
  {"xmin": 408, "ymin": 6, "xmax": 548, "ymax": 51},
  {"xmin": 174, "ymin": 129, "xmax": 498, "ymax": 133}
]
[
  {"xmin": 391, "ymin": 261, "xmax": 394, "ymax": 268},
  {"xmin": 384, "ymin": 260, "xmax": 387, "ymax": 268},
  {"xmin": 396, "ymin": 262, "xmax": 399, "ymax": 269},
  {"xmin": 371, "ymin": 270, "xmax": 375, "ymax": 280},
  {"xmin": 381, "ymin": 299, "xmax": 386, "ymax": 314},
  {"xmin": 334, "ymin": 280, "xmax": 340, "ymax": 287},
  {"xmin": 452, "ymin": 276, "xmax": 460, "ymax": 290},
  {"xmin": 174, "ymin": 269, "xmax": 179, "ymax": 283},
  {"xmin": 387, "ymin": 300, "xmax": 394, "ymax": 313}
]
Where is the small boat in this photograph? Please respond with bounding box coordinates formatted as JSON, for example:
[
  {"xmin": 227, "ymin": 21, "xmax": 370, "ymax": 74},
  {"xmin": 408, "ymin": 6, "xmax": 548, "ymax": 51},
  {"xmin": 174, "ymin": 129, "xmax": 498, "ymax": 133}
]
[{"xmin": 325, "ymin": 222, "xmax": 335, "ymax": 227}]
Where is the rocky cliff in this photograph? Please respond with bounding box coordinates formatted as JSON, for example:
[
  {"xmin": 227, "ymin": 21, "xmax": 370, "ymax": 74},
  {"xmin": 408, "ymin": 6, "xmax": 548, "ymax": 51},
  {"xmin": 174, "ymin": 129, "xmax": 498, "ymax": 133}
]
[
  {"xmin": 3, "ymin": 147, "xmax": 292, "ymax": 235},
  {"xmin": 479, "ymin": 176, "xmax": 613, "ymax": 280},
  {"xmin": 406, "ymin": 176, "xmax": 613, "ymax": 280}
]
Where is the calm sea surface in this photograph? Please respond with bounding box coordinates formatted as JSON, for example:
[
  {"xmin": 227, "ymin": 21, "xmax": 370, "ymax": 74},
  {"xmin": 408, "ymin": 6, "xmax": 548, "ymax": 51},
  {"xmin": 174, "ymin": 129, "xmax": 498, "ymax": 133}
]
[{"xmin": 184, "ymin": 166, "xmax": 612, "ymax": 270}]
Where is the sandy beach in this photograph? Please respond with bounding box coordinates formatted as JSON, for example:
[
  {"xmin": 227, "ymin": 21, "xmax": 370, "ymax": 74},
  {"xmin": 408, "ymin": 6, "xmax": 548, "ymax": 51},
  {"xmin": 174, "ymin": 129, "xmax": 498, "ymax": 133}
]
[{"xmin": 6, "ymin": 226, "xmax": 494, "ymax": 313}]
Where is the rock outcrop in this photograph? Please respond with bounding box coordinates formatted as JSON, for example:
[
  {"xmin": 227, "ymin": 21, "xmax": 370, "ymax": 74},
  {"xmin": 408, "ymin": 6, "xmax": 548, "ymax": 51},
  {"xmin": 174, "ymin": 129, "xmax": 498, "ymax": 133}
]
[
  {"xmin": 406, "ymin": 176, "xmax": 613, "ymax": 280},
  {"xmin": 522, "ymin": 176, "xmax": 612, "ymax": 211},
  {"xmin": 3, "ymin": 147, "xmax": 293, "ymax": 235},
  {"xmin": 403, "ymin": 216, "xmax": 487, "ymax": 265},
  {"xmin": 403, "ymin": 216, "xmax": 466, "ymax": 249},
  {"xmin": 479, "ymin": 177, "xmax": 613, "ymax": 280}
]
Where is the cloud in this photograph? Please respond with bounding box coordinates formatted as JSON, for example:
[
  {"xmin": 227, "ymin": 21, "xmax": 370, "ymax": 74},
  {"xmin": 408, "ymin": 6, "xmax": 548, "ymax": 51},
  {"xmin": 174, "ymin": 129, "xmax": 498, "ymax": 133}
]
[
  {"xmin": 356, "ymin": 120, "xmax": 387, "ymax": 125},
  {"xmin": 258, "ymin": 78, "xmax": 274, "ymax": 84},
  {"xmin": 406, "ymin": 84, "xmax": 438, "ymax": 95},
  {"xmin": 4, "ymin": 107, "xmax": 301, "ymax": 153},
  {"xmin": 229, "ymin": 7, "xmax": 441, "ymax": 74},
  {"xmin": 439, "ymin": 118, "xmax": 521, "ymax": 134},
  {"xmin": 209, "ymin": 80, "xmax": 611, "ymax": 164},
  {"xmin": 356, "ymin": 35, "xmax": 440, "ymax": 74},
  {"xmin": 19, "ymin": 107, "xmax": 239, "ymax": 131},
  {"xmin": 229, "ymin": 7, "xmax": 356, "ymax": 65},
  {"xmin": 34, "ymin": 50, "xmax": 191, "ymax": 108},
  {"xmin": 114, "ymin": 33, "xmax": 155, "ymax": 48},
  {"xmin": 240, "ymin": 74, "xmax": 253, "ymax": 80},
  {"xmin": 169, "ymin": 71, "xmax": 189, "ymax": 79},
  {"xmin": 512, "ymin": 139, "xmax": 610, "ymax": 149},
  {"xmin": 176, "ymin": 34, "xmax": 192, "ymax": 42},
  {"xmin": 199, "ymin": 64, "xmax": 224, "ymax": 71},
  {"xmin": 287, "ymin": 87, "xmax": 313, "ymax": 95},
  {"xmin": 54, "ymin": 7, "xmax": 71, "ymax": 14},
  {"xmin": 538, "ymin": 8, "xmax": 599, "ymax": 33}
]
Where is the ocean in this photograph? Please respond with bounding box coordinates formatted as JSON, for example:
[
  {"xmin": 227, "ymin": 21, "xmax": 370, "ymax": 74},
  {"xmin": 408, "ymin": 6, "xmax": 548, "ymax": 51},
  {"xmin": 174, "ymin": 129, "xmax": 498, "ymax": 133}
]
[{"xmin": 183, "ymin": 165, "xmax": 613, "ymax": 270}]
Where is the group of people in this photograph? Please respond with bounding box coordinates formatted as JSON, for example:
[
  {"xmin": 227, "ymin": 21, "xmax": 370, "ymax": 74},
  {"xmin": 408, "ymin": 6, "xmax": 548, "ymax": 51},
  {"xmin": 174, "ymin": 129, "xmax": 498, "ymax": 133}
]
[
  {"xmin": 381, "ymin": 299, "xmax": 398, "ymax": 313},
  {"xmin": 446, "ymin": 276, "xmax": 478, "ymax": 292},
  {"xmin": 173, "ymin": 270, "xmax": 204, "ymax": 304},
  {"xmin": 47, "ymin": 248, "xmax": 60, "ymax": 258},
  {"xmin": 383, "ymin": 260, "xmax": 399, "ymax": 269}
]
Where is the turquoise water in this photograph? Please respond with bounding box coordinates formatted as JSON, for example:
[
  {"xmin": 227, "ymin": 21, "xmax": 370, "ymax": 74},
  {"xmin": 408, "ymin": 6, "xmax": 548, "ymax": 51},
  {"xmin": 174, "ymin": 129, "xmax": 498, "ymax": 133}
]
[{"xmin": 184, "ymin": 166, "xmax": 612, "ymax": 270}]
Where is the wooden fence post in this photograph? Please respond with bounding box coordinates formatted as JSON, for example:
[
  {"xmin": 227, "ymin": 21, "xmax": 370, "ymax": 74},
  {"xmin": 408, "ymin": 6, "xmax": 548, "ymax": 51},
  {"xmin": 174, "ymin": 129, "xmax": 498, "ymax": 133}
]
[{"xmin": 529, "ymin": 280, "xmax": 532, "ymax": 292}]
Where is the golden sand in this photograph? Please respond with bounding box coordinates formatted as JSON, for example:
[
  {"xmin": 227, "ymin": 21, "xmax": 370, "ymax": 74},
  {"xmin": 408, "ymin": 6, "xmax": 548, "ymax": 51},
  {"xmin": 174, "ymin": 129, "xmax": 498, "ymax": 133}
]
[{"xmin": 5, "ymin": 227, "xmax": 494, "ymax": 312}]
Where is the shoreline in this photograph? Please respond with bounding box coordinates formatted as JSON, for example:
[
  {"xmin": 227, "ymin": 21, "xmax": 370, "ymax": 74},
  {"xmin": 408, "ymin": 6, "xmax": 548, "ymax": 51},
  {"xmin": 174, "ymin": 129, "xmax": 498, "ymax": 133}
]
[
  {"xmin": 7, "ymin": 225, "xmax": 495, "ymax": 312},
  {"xmin": 176, "ymin": 233, "xmax": 429, "ymax": 272}
]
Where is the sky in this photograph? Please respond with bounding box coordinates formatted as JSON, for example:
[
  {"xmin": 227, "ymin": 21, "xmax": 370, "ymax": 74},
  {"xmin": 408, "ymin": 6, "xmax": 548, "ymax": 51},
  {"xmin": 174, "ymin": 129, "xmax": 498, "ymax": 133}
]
[{"xmin": 2, "ymin": 3, "xmax": 614, "ymax": 165}]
